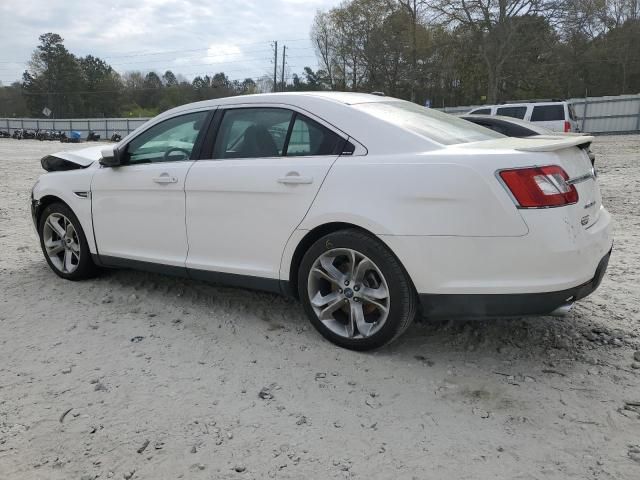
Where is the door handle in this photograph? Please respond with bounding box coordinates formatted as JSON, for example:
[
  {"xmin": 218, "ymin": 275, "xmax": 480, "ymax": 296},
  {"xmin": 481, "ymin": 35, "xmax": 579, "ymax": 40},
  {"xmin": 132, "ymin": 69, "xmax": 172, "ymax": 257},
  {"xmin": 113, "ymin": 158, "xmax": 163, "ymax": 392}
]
[
  {"xmin": 277, "ymin": 173, "xmax": 313, "ymax": 185},
  {"xmin": 152, "ymin": 174, "xmax": 178, "ymax": 184}
]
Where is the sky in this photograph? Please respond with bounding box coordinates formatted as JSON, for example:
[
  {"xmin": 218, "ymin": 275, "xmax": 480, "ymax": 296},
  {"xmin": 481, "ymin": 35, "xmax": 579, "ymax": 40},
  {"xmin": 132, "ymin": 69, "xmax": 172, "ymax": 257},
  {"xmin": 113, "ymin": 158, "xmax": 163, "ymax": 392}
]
[{"xmin": 0, "ymin": 0, "xmax": 342, "ymax": 85}]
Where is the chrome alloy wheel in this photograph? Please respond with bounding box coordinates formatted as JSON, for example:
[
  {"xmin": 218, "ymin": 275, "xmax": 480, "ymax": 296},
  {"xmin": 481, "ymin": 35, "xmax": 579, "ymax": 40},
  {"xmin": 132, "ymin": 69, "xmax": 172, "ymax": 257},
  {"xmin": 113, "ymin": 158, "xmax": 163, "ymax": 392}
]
[
  {"xmin": 43, "ymin": 213, "xmax": 80, "ymax": 274},
  {"xmin": 307, "ymin": 248, "xmax": 390, "ymax": 339}
]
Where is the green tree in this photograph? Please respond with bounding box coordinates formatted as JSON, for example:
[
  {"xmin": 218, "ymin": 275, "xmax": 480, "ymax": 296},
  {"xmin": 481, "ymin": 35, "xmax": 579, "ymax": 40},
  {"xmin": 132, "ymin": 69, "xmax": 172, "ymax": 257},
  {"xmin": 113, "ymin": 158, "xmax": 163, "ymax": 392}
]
[
  {"xmin": 78, "ymin": 55, "xmax": 122, "ymax": 116},
  {"xmin": 22, "ymin": 33, "xmax": 84, "ymax": 117}
]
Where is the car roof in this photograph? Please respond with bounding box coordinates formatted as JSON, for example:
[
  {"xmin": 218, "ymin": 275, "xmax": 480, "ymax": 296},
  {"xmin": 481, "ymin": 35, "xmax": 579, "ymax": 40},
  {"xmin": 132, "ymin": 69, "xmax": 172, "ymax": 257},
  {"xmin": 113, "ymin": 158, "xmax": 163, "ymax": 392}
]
[
  {"xmin": 471, "ymin": 101, "xmax": 567, "ymax": 110},
  {"xmin": 164, "ymin": 91, "xmax": 391, "ymax": 116}
]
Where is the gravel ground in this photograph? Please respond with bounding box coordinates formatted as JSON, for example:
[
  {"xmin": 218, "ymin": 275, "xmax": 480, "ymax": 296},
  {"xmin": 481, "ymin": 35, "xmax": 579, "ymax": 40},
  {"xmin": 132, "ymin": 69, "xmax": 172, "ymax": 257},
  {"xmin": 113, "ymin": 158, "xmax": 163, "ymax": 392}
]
[{"xmin": 1, "ymin": 136, "xmax": 639, "ymax": 480}]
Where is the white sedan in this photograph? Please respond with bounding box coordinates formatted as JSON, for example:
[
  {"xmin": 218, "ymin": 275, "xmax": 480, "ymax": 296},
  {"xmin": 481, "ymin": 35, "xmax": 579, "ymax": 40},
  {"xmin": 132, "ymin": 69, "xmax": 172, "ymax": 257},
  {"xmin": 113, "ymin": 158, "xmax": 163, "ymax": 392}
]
[{"xmin": 31, "ymin": 92, "xmax": 612, "ymax": 350}]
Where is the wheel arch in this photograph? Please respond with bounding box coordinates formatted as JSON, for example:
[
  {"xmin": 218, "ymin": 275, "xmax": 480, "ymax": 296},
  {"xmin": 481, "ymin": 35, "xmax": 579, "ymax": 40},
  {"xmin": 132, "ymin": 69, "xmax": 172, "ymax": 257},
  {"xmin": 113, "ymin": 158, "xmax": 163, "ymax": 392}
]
[
  {"xmin": 33, "ymin": 191, "xmax": 97, "ymax": 255},
  {"xmin": 286, "ymin": 222, "xmax": 415, "ymax": 300},
  {"xmin": 34, "ymin": 195, "xmax": 72, "ymax": 227}
]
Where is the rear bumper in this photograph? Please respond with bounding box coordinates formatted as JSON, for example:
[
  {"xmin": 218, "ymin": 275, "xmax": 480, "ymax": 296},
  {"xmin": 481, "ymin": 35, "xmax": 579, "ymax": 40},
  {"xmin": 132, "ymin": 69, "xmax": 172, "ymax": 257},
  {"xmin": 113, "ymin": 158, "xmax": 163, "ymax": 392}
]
[{"xmin": 419, "ymin": 248, "xmax": 611, "ymax": 319}]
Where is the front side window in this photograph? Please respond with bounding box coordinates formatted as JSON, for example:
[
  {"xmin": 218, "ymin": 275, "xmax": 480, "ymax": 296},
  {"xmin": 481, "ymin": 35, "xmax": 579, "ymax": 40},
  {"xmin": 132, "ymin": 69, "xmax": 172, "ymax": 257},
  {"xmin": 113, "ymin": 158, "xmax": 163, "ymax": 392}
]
[
  {"xmin": 286, "ymin": 115, "xmax": 344, "ymax": 156},
  {"xmin": 531, "ymin": 105, "xmax": 565, "ymax": 121},
  {"xmin": 213, "ymin": 108, "xmax": 292, "ymax": 159},
  {"xmin": 496, "ymin": 106, "xmax": 527, "ymax": 119},
  {"xmin": 470, "ymin": 108, "xmax": 491, "ymax": 115},
  {"xmin": 125, "ymin": 111, "xmax": 208, "ymax": 164}
]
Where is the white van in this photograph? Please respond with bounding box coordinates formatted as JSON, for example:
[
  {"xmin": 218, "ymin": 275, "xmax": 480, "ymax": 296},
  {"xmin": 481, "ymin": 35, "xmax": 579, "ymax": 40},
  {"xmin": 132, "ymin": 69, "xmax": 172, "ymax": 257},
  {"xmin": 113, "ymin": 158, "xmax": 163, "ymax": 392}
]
[{"xmin": 468, "ymin": 101, "xmax": 580, "ymax": 133}]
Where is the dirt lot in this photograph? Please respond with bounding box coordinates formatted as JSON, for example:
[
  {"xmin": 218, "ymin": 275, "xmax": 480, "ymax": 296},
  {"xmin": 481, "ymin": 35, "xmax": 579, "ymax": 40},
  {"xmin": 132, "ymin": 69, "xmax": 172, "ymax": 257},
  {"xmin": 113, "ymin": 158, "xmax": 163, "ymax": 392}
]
[{"xmin": 1, "ymin": 136, "xmax": 639, "ymax": 480}]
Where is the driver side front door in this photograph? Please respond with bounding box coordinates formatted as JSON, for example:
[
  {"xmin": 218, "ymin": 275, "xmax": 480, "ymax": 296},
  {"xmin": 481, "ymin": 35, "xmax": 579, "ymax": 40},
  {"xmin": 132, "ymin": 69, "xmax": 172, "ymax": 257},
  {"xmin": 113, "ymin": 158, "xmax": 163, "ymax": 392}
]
[{"xmin": 91, "ymin": 110, "xmax": 211, "ymax": 269}]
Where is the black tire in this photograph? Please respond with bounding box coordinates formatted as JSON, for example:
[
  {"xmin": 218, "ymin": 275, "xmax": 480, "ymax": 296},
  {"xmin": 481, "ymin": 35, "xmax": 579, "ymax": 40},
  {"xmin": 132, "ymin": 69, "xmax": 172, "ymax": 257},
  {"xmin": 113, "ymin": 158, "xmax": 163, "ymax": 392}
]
[
  {"xmin": 38, "ymin": 202, "xmax": 98, "ymax": 280},
  {"xmin": 298, "ymin": 229, "xmax": 417, "ymax": 350}
]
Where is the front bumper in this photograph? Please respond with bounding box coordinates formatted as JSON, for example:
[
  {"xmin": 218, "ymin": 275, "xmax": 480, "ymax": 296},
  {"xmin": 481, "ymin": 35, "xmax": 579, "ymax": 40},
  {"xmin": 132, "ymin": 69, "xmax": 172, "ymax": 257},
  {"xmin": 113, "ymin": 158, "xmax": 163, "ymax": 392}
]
[
  {"xmin": 419, "ymin": 248, "xmax": 611, "ymax": 319},
  {"xmin": 31, "ymin": 193, "xmax": 40, "ymax": 235}
]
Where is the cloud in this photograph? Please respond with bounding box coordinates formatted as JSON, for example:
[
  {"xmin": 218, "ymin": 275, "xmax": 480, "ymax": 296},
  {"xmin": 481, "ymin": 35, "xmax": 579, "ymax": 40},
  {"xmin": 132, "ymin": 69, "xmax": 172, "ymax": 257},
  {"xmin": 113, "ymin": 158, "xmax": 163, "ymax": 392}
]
[{"xmin": 0, "ymin": 0, "xmax": 340, "ymax": 84}]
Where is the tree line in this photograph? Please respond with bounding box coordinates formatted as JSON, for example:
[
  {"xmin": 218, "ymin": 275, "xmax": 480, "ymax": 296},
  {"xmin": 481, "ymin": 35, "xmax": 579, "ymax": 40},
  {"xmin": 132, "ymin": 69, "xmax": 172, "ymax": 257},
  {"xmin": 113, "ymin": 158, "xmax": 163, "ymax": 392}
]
[
  {"xmin": 0, "ymin": 1, "xmax": 639, "ymax": 118},
  {"xmin": 0, "ymin": 33, "xmax": 281, "ymax": 118},
  {"xmin": 310, "ymin": 0, "xmax": 640, "ymax": 106}
]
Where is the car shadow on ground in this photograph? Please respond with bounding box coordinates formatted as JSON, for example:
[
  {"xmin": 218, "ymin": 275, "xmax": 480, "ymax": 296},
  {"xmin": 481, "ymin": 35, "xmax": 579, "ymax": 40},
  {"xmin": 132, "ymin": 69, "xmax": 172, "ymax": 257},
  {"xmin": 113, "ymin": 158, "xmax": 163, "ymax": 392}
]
[{"xmin": 32, "ymin": 261, "xmax": 615, "ymax": 372}]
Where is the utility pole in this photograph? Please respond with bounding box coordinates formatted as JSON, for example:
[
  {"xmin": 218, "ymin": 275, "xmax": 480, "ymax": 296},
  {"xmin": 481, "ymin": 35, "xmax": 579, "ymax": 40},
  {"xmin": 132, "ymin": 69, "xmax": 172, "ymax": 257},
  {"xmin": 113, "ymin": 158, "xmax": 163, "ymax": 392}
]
[
  {"xmin": 281, "ymin": 45, "xmax": 286, "ymax": 92},
  {"xmin": 272, "ymin": 41, "xmax": 278, "ymax": 93}
]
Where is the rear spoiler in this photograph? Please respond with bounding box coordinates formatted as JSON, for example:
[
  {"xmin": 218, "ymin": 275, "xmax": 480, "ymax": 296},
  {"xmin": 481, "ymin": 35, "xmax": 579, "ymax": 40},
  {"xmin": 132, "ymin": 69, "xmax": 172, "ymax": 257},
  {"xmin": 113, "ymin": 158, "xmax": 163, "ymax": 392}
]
[
  {"xmin": 513, "ymin": 135, "xmax": 594, "ymax": 152},
  {"xmin": 460, "ymin": 135, "xmax": 594, "ymax": 153}
]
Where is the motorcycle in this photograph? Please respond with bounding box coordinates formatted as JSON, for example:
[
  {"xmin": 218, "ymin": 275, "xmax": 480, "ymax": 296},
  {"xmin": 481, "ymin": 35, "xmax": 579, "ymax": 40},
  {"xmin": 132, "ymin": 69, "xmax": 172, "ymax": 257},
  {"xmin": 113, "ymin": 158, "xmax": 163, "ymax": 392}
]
[
  {"xmin": 0, "ymin": 130, "xmax": 10, "ymax": 138},
  {"xmin": 87, "ymin": 131, "xmax": 101, "ymax": 141},
  {"xmin": 110, "ymin": 132, "xmax": 122, "ymax": 142},
  {"xmin": 55, "ymin": 131, "xmax": 67, "ymax": 142}
]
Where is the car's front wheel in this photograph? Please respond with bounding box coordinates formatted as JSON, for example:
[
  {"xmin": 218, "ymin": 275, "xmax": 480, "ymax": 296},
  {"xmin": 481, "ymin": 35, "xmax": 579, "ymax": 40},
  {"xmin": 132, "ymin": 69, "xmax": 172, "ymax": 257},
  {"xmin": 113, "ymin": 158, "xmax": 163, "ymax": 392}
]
[
  {"xmin": 38, "ymin": 202, "xmax": 98, "ymax": 280},
  {"xmin": 298, "ymin": 229, "xmax": 417, "ymax": 350}
]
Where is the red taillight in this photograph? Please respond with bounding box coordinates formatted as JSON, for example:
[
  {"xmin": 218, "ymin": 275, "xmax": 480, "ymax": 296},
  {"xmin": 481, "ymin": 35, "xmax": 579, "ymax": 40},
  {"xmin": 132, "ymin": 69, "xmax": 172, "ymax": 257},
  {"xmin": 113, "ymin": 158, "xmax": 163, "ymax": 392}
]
[
  {"xmin": 499, "ymin": 165, "xmax": 578, "ymax": 208},
  {"xmin": 564, "ymin": 121, "xmax": 571, "ymax": 132}
]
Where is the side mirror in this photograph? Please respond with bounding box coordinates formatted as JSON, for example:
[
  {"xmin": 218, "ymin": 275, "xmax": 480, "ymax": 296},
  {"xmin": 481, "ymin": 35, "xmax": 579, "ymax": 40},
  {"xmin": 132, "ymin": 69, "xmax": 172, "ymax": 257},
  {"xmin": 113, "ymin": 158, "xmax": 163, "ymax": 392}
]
[{"xmin": 99, "ymin": 147, "xmax": 121, "ymax": 167}]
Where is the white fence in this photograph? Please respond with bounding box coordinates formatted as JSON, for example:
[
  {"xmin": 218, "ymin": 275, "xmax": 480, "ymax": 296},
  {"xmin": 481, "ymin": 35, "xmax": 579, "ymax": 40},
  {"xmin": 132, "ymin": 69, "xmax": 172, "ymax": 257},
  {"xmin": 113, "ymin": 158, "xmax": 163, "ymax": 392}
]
[
  {"xmin": 440, "ymin": 94, "xmax": 640, "ymax": 134},
  {"xmin": 0, "ymin": 117, "xmax": 150, "ymax": 139}
]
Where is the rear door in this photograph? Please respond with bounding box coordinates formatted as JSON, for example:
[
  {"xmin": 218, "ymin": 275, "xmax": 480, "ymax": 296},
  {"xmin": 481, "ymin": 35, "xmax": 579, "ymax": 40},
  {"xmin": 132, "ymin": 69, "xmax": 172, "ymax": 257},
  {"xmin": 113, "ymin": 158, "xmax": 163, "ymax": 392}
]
[
  {"xmin": 185, "ymin": 106, "xmax": 347, "ymax": 282},
  {"xmin": 530, "ymin": 104, "xmax": 566, "ymax": 132}
]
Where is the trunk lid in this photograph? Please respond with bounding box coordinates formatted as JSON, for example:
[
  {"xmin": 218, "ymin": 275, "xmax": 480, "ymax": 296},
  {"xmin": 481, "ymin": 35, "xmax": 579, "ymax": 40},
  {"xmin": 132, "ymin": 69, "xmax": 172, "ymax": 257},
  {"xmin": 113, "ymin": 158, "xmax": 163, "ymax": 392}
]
[
  {"xmin": 547, "ymin": 140, "xmax": 601, "ymax": 228},
  {"xmin": 463, "ymin": 135, "xmax": 601, "ymax": 227}
]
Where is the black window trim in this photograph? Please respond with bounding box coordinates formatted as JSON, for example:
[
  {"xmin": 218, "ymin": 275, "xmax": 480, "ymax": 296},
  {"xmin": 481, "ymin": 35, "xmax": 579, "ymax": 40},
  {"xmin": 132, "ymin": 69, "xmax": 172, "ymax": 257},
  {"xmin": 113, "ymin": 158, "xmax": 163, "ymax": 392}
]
[
  {"xmin": 198, "ymin": 104, "xmax": 350, "ymax": 162},
  {"xmin": 116, "ymin": 108, "xmax": 216, "ymax": 167}
]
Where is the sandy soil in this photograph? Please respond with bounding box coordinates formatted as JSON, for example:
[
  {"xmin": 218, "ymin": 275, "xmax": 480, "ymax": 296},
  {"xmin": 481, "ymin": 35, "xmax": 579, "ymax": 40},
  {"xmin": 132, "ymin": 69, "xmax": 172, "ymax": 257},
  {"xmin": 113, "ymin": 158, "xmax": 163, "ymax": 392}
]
[{"xmin": 1, "ymin": 136, "xmax": 639, "ymax": 480}]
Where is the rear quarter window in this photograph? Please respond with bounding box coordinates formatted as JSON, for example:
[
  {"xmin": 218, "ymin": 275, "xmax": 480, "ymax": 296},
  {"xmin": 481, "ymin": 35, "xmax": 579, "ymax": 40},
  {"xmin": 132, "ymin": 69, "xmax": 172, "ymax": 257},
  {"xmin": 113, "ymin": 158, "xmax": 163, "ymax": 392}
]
[
  {"xmin": 531, "ymin": 105, "xmax": 565, "ymax": 121},
  {"xmin": 355, "ymin": 101, "xmax": 503, "ymax": 145}
]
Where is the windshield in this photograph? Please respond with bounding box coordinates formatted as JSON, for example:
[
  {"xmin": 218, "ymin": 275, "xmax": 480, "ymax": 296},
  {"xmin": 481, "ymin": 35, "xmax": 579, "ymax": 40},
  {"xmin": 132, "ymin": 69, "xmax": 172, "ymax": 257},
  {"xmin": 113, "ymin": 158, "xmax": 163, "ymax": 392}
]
[{"xmin": 354, "ymin": 100, "xmax": 503, "ymax": 145}]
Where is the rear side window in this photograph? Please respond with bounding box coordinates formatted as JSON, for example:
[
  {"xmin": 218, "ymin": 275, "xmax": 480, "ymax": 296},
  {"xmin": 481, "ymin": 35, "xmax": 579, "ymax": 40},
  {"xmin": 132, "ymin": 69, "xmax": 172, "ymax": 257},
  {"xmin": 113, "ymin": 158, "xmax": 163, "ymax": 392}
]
[
  {"xmin": 286, "ymin": 115, "xmax": 344, "ymax": 156},
  {"xmin": 213, "ymin": 108, "xmax": 292, "ymax": 159},
  {"xmin": 470, "ymin": 108, "xmax": 491, "ymax": 115},
  {"xmin": 496, "ymin": 106, "xmax": 527, "ymax": 119},
  {"xmin": 531, "ymin": 105, "xmax": 565, "ymax": 121}
]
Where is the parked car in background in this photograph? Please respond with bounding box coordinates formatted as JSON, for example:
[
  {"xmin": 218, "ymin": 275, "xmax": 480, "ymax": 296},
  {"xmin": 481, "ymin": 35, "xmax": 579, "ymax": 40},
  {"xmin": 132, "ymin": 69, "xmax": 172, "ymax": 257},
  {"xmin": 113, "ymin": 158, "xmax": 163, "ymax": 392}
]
[
  {"xmin": 30, "ymin": 92, "xmax": 611, "ymax": 350},
  {"xmin": 468, "ymin": 100, "xmax": 580, "ymax": 133},
  {"xmin": 461, "ymin": 114, "xmax": 595, "ymax": 165}
]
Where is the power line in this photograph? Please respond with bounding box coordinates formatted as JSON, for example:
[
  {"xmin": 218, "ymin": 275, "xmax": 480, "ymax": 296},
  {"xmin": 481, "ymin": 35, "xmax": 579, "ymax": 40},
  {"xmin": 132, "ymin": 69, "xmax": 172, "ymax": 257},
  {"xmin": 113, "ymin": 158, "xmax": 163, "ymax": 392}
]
[{"xmin": 0, "ymin": 38, "xmax": 313, "ymax": 64}]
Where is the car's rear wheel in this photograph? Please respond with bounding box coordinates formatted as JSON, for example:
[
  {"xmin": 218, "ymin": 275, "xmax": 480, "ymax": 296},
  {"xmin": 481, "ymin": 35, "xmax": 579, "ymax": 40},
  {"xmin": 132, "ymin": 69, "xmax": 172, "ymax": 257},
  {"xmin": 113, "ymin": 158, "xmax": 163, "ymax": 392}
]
[
  {"xmin": 38, "ymin": 202, "xmax": 98, "ymax": 280},
  {"xmin": 298, "ymin": 229, "xmax": 417, "ymax": 350}
]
